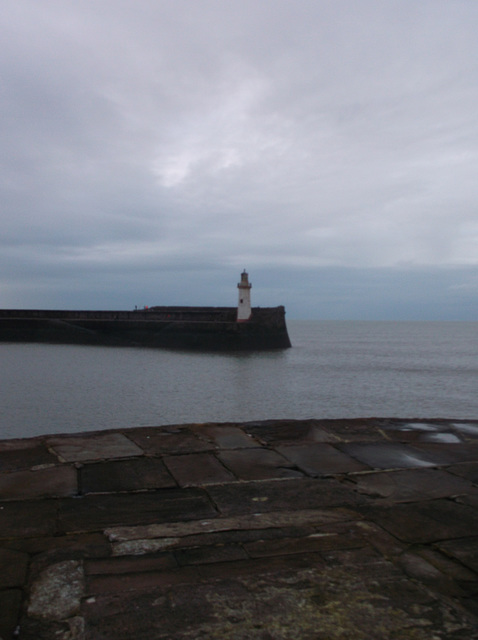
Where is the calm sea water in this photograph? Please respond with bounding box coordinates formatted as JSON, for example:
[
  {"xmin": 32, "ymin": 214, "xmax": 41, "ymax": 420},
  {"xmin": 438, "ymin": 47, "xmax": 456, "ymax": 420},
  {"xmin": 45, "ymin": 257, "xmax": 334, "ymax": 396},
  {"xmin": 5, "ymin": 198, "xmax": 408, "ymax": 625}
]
[{"xmin": 1, "ymin": 320, "xmax": 477, "ymax": 440}]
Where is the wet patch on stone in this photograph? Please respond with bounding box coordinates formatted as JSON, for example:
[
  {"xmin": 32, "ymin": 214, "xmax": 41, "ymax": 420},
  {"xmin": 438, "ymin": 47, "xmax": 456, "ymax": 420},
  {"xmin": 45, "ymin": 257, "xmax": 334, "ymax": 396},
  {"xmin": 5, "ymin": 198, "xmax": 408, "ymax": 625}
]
[
  {"xmin": 241, "ymin": 419, "xmax": 337, "ymax": 445},
  {"xmin": 338, "ymin": 442, "xmax": 438, "ymax": 469},
  {"xmin": 277, "ymin": 443, "xmax": 370, "ymax": 476}
]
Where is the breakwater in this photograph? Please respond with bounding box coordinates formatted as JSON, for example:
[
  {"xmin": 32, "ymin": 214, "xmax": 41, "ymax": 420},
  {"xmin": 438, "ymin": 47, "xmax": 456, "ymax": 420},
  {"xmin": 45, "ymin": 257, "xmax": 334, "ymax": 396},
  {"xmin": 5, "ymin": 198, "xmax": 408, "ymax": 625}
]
[{"xmin": 0, "ymin": 306, "xmax": 291, "ymax": 350}]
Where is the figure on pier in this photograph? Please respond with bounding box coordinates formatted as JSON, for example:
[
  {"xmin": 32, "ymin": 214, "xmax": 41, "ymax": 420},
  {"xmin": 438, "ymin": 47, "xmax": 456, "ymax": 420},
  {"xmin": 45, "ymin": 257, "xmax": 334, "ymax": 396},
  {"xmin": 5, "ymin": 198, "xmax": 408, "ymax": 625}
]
[{"xmin": 237, "ymin": 270, "xmax": 252, "ymax": 322}]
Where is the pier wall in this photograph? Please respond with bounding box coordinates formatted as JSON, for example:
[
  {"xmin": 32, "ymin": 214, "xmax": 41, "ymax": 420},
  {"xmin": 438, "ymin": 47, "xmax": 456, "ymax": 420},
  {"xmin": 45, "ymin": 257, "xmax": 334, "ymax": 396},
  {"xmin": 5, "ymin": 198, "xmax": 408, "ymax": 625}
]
[{"xmin": 0, "ymin": 306, "xmax": 291, "ymax": 350}]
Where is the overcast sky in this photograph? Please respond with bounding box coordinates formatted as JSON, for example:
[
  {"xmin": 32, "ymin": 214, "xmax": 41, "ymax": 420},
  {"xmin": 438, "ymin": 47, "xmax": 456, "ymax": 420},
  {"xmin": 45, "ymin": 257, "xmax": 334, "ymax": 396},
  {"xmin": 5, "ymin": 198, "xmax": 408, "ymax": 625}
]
[{"xmin": 1, "ymin": 0, "xmax": 478, "ymax": 319}]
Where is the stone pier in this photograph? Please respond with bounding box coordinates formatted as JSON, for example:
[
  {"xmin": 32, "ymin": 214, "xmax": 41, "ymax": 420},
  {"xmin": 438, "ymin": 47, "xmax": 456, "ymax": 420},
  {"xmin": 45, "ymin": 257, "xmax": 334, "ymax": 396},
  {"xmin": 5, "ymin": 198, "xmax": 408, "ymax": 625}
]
[{"xmin": 1, "ymin": 418, "xmax": 478, "ymax": 639}]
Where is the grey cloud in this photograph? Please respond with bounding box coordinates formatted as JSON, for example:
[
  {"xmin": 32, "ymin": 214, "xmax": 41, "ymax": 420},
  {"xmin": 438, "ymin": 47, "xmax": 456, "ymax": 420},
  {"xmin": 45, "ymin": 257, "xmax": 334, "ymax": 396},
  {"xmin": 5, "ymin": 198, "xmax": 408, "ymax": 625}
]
[{"xmin": 1, "ymin": 0, "xmax": 478, "ymax": 317}]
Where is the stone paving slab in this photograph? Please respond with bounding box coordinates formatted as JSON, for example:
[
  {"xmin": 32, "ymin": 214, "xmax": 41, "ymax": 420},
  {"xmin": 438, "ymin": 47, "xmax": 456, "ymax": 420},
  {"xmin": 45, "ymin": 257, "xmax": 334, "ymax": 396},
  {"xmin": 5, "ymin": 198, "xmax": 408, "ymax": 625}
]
[
  {"xmin": 80, "ymin": 457, "xmax": 176, "ymax": 494},
  {"xmin": 217, "ymin": 447, "xmax": 303, "ymax": 480},
  {"xmin": 350, "ymin": 467, "xmax": 477, "ymax": 502},
  {"xmin": 58, "ymin": 489, "xmax": 218, "ymax": 533},
  {"xmin": 277, "ymin": 442, "xmax": 370, "ymax": 475},
  {"xmin": 126, "ymin": 426, "xmax": 215, "ymax": 454},
  {"xmin": 0, "ymin": 444, "xmax": 58, "ymax": 473},
  {"xmin": 47, "ymin": 432, "xmax": 143, "ymax": 462},
  {"xmin": 1, "ymin": 418, "xmax": 478, "ymax": 639},
  {"xmin": 162, "ymin": 451, "xmax": 236, "ymax": 486},
  {"xmin": 338, "ymin": 441, "xmax": 439, "ymax": 469},
  {"xmin": 362, "ymin": 499, "xmax": 478, "ymax": 543},
  {"xmin": 0, "ymin": 465, "xmax": 77, "ymax": 501}
]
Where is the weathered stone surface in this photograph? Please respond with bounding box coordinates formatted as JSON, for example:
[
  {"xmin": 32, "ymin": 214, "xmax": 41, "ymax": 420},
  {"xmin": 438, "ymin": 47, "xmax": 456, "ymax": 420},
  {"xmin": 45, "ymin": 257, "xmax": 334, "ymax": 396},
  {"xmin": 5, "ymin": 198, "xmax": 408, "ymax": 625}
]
[
  {"xmin": 277, "ymin": 443, "xmax": 370, "ymax": 475},
  {"xmin": 241, "ymin": 419, "xmax": 337, "ymax": 444},
  {"xmin": 411, "ymin": 442, "xmax": 478, "ymax": 465},
  {"xmin": 243, "ymin": 524, "xmax": 366, "ymax": 558},
  {"xmin": 0, "ymin": 498, "xmax": 58, "ymax": 538},
  {"xmin": 0, "ymin": 465, "xmax": 77, "ymax": 501},
  {"xmin": 106, "ymin": 507, "xmax": 360, "ymax": 542},
  {"xmin": 447, "ymin": 462, "xmax": 478, "ymax": 483},
  {"xmin": 27, "ymin": 560, "xmax": 84, "ymax": 620},
  {"xmin": 7, "ymin": 531, "xmax": 110, "ymax": 557},
  {"xmin": 398, "ymin": 551, "xmax": 468, "ymax": 597},
  {"xmin": 82, "ymin": 561, "xmax": 478, "ymax": 639},
  {"xmin": 126, "ymin": 426, "xmax": 215, "ymax": 454},
  {"xmin": 175, "ymin": 543, "xmax": 248, "ymax": 566},
  {"xmin": 86, "ymin": 565, "xmax": 200, "ymax": 595},
  {"xmin": 0, "ymin": 589, "xmax": 22, "ymax": 639},
  {"xmin": 190, "ymin": 424, "xmax": 259, "ymax": 449},
  {"xmin": 59, "ymin": 488, "xmax": 217, "ymax": 532},
  {"xmin": 363, "ymin": 500, "xmax": 478, "ymax": 543},
  {"xmin": 2, "ymin": 419, "xmax": 478, "ymax": 639},
  {"xmin": 451, "ymin": 422, "xmax": 478, "ymax": 440},
  {"xmin": 206, "ymin": 477, "xmax": 366, "ymax": 517},
  {"xmin": 218, "ymin": 447, "xmax": 303, "ymax": 480},
  {"xmin": 0, "ymin": 443, "xmax": 58, "ymax": 472},
  {"xmin": 338, "ymin": 442, "xmax": 438, "ymax": 469},
  {"xmin": 80, "ymin": 457, "xmax": 175, "ymax": 494},
  {"xmin": 350, "ymin": 468, "xmax": 475, "ymax": 502},
  {"xmin": 0, "ymin": 547, "xmax": 29, "ymax": 587},
  {"xmin": 85, "ymin": 553, "xmax": 177, "ymax": 576},
  {"xmin": 436, "ymin": 537, "xmax": 478, "ymax": 573},
  {"xmin": 163, "ymin": 452, "xmax": 236, "ymax": 486},
  {"xmin": 317, "ymin": 418, "xmax": 390, "ymax": 442},
  {"xmin": 48, "ymin": 432, "xmax": 143, "ymax": 462}
]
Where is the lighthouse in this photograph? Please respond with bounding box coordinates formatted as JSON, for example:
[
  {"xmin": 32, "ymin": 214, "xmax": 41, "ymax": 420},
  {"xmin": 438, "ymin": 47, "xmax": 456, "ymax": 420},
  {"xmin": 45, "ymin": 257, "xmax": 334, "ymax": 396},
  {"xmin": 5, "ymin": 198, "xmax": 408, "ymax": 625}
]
[{"xmin": 237, "ymin": 270, "xmax": 252, "ymax": 322}]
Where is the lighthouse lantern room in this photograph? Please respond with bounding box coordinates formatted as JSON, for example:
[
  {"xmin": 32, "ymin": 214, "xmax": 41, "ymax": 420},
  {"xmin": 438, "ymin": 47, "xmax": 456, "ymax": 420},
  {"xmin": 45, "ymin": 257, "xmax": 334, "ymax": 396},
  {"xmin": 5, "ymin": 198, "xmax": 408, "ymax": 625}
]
[{"xmin": 237, "ymin": 270, "xmax": 252, "ymax": 322}]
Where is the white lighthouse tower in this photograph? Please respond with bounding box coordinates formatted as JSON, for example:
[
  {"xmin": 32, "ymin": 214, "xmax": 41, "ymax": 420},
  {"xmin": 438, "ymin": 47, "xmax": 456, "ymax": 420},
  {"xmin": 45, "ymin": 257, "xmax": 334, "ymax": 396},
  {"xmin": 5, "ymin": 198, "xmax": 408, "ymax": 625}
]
[{"xmin": 237, "ymin": 270, "xmax": 252, "ymax": 322}]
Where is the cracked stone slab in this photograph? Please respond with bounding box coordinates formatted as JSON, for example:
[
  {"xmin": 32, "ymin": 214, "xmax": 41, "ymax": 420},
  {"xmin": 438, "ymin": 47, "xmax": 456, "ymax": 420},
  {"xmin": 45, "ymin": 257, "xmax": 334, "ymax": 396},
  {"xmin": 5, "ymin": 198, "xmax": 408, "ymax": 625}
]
[
  {"xmin": 447, "ymin": 462, "xmax": 478, "ymax": 484},
  {"xmin": 277, "ymin": 443, "xmax": 370, "ymax": 475},
  {"xmin": 217, "ymin": 448, "xmax": 304, "ymax": 480},
  {"xmin": 436, "ymin": 537, "xmax": 478, "ymax": 574},
  {"xmin": 47, "ymin": 432, "xmax": 143, "ymax": 462},
  {"xmin": 0, "ymin": 465, "xmax": 78, "ymax": 501}
]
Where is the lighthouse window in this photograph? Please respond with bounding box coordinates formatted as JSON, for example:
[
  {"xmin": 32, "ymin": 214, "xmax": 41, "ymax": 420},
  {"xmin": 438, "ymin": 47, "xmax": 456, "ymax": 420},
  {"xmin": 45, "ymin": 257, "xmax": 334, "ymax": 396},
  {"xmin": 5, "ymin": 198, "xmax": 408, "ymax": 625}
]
[{"xmin": 240, "ymin": 298, "xmax": 243, "ymax": 303}]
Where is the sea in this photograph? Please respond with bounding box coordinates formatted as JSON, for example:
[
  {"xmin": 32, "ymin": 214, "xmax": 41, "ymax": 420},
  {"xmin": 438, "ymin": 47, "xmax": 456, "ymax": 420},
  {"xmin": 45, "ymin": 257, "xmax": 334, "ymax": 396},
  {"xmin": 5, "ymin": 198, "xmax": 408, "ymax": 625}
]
[{"xmin": 1, "ymin": 320, "xmax": 477, "ymax": 440}]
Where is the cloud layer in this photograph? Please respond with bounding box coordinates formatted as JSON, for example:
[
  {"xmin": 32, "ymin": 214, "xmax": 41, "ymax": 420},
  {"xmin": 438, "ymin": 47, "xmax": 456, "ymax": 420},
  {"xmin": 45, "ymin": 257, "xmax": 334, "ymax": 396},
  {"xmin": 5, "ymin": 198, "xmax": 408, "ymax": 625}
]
[{"xmin": 1, "ymin": 0, "xmax": 478, "ymax": 318}]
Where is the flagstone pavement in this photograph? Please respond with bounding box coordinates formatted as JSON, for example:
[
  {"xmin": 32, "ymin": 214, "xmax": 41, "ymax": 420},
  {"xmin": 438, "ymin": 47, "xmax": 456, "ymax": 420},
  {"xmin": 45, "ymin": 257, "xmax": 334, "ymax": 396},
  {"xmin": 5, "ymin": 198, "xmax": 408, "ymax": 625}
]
[{"xmin": 1, "ymin": 418, "xmax": 478, "ymax": 639}]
